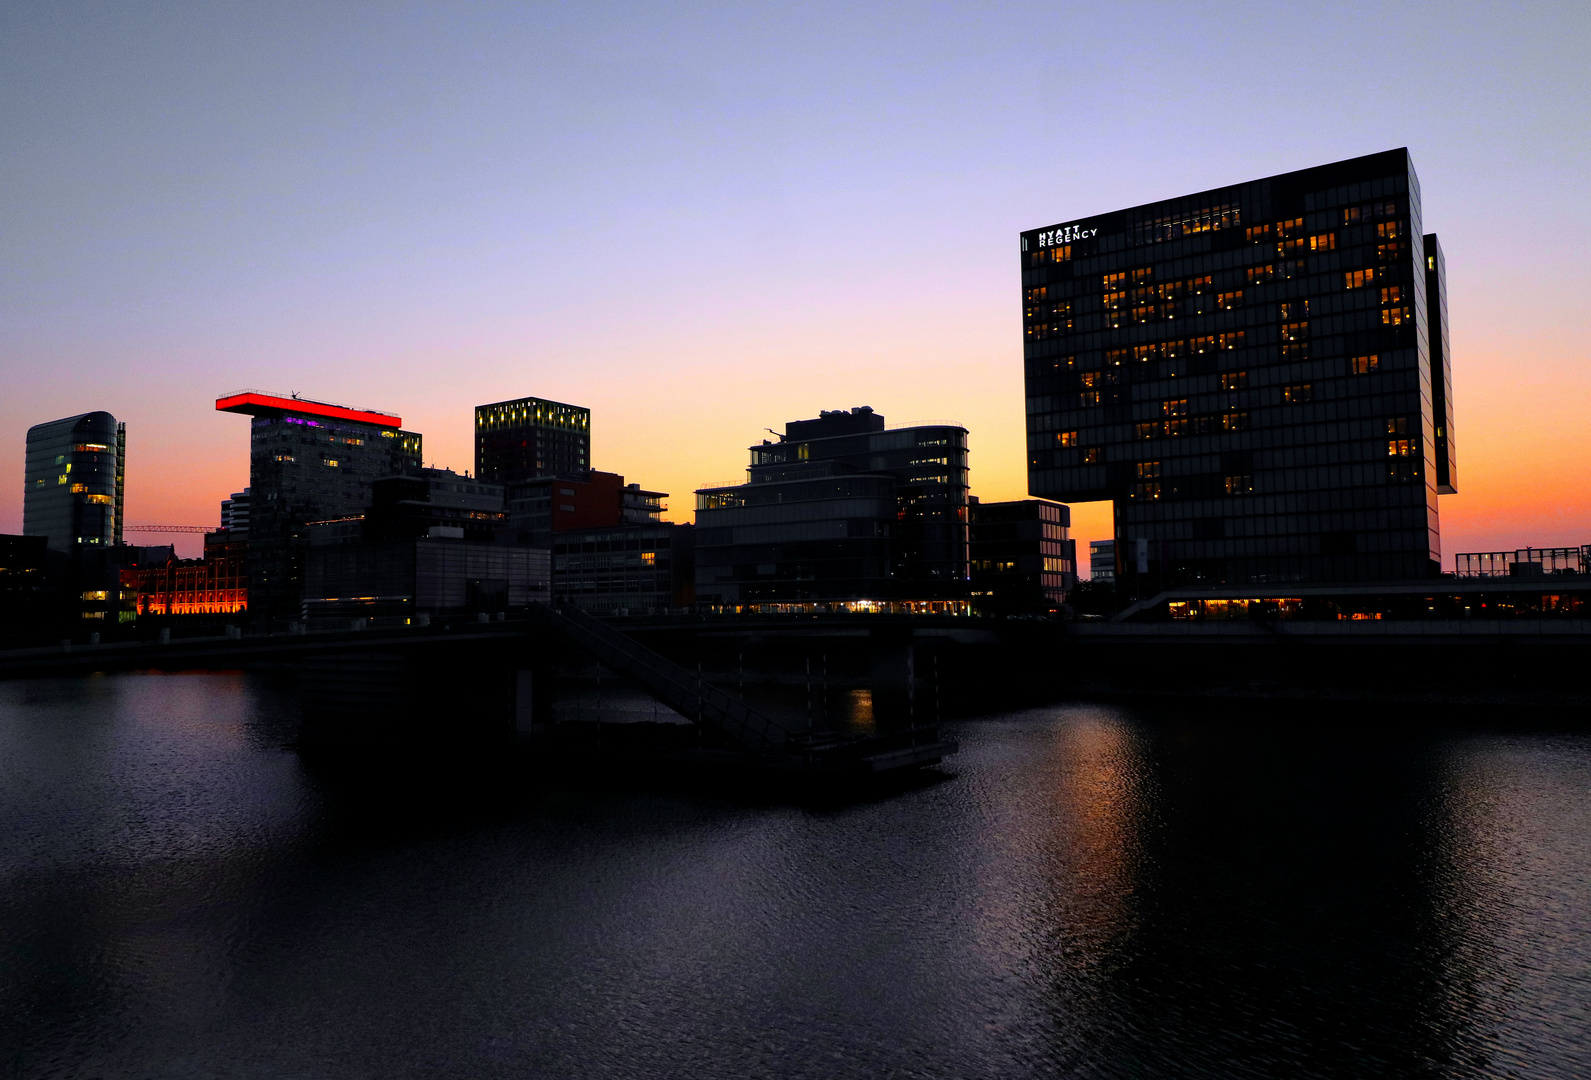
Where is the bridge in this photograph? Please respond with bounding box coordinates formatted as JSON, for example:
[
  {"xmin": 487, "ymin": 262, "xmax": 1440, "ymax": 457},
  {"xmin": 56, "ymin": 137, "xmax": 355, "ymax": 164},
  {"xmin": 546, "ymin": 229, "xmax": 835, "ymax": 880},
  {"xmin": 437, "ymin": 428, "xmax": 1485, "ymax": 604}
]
[{"xmin": 0, "ymin": 604, "xmax": 958, "ymax": 784}]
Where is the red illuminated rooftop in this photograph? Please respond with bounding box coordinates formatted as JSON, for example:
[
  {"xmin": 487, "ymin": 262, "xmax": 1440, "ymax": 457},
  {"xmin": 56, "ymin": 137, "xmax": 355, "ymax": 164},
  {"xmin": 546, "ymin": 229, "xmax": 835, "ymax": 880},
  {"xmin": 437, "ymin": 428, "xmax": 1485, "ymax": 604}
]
[{"xmin": 215, "ymin": 390, "xmax": 401, "ymax": 428}]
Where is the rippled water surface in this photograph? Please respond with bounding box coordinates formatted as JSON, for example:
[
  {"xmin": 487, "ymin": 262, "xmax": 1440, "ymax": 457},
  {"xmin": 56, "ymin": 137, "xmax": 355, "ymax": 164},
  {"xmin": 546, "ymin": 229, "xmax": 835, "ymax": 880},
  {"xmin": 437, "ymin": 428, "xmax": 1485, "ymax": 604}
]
[{"xmin": 2, "ymin": 673, "xmax": 1589, "ymax": 1078}]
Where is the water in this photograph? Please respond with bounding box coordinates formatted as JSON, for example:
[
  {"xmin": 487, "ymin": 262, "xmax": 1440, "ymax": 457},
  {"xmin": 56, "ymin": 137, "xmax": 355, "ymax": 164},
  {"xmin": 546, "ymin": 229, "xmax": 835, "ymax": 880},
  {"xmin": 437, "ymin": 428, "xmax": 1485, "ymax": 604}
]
[{"xmin": 2, "ymin": 674, "xmax": 1588, "ymax": 1079}]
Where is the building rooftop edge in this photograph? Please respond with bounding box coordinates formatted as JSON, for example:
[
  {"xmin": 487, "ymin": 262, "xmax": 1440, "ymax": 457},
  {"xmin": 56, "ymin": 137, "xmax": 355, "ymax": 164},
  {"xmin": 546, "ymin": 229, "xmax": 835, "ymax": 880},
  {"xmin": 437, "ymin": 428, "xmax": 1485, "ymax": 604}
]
[
  {"xmin": 1020, "ymin": 146, "xmax": 1412, "ymax": 239},
  {"xmin": 215, "ymin": 391, "xmax": 402, "ymax": 428}
]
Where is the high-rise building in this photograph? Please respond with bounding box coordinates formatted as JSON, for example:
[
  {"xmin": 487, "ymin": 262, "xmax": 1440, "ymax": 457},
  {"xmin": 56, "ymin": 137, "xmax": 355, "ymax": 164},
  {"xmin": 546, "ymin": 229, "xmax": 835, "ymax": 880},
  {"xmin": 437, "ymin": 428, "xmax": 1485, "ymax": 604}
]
[
  {"xmin": 23, "ymin": 412, "xmax": 125, "ymax": 553},
  {"xmin": 694, "ymin": 407, "xmax": 970, "ymax": 612},
  {"xmin": 475, "ymin": 396, "xmax": 590, "ymax": 485},
  {"xmin": 216, "ymin": 391, "xmax": 422, "ymax": 626},
  {"xmin": 1023, "ymin": 148, "xmax": 1454, "ymax": 588}
]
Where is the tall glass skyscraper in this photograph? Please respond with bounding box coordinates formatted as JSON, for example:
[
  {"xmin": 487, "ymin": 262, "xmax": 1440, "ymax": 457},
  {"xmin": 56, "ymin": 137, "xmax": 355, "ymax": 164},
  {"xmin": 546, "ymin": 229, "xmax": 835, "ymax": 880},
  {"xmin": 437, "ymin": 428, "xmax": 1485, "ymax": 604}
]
[
  {"xmin": 1022, "ymin": 149, "xmax": 1454, "ymax": 587},
  {"xmin": 23, "ymin": 411, "xmax": 125, "ymax": 553}
]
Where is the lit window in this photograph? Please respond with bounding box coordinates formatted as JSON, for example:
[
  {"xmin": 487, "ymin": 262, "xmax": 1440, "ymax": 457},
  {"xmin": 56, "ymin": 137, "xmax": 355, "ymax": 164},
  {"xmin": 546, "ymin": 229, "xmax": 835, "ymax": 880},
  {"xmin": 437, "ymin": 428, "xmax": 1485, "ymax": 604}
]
[
  {"xmin": 71, "ymin": 483, "xmax": 88, "ymax": 493},
  {"xmin": 1382, "ymin": 307, "xmax": 1409, "ymax": 325},
  {"xmin": 1083, "ymin": 447, "xmax": 1102, "ymax": 463},
  {"xmin": 86, "ymin": 494, "xmax": 113, "ymax": 505},
  {"xmin": 1387, "ymin": 439, "xmax": 1413, "ymax": 457},
  {"xmin": 1380, "ymin": 286, "xmax": 1403, "ymax": 304},
  {"xmin": 1217, "ymin": 291, "xmax": 1243, "ymax": 310},
  {"xmin": 325, "ymin": 459, "xmax": 338, "ymax": 467},
  {"xmin": 1161, "ymin": 399, "xmax": 1188, "ymax": 416},
  {"xmin": 1345, "ymin": 269, "xmax": 1376, "ymax": 289},
  {"xmin": 1246, "ymin": 265, "xmax": 1274, "ymax": 284},
  {"xmin": 1103, "ymin": 272, "xmax": 1126, "ymax": 290},
  {"xmin": 1221, "ymin": 411, "xmax": 1249, "ymax": 431},
  {"xmin": 1283, "ymin": 384, "xmax": 1313, "ymax": 404},
  {"xmin": 1309, "ymin": 233, "xmax": 1336, "ymax": 251},
  {"xmin": 1386, "ymin": 417, "xmax": 1409, "ymax": 435},
  {"xmin": 1224, "ymin": 475, "xmax": 1253, "ymax": 495},
  {"xmin": 1351, "ymin": 354, "xmax": 1380, "ymax": 374},
  {"xmin": 1219, "ymin": 332, "xmax": 1244, "ymax": 350},
  {"xmin": 1057, "ymin": 431, "xmax": 1078, "ymax": 447},
  {"xmin": 1377, "ymin": 221, "xmax": 1402, "ymax": 240}
]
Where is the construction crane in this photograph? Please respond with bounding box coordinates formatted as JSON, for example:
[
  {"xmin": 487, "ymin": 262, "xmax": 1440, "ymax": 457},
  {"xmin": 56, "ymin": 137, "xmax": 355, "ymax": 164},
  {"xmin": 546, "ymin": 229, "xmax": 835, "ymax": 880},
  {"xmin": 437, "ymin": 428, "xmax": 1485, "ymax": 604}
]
[{"xmin": 123, "ymin": 525, "xmax": 215, "ymax": 534}]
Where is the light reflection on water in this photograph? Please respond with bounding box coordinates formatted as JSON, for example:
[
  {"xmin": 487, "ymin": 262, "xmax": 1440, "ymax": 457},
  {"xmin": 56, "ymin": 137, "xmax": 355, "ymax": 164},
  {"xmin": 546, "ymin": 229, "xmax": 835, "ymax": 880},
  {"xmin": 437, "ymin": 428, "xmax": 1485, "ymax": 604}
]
[{"xmin": 0, "ymin": 675, "xmax": 1588, "ymax": 1079}]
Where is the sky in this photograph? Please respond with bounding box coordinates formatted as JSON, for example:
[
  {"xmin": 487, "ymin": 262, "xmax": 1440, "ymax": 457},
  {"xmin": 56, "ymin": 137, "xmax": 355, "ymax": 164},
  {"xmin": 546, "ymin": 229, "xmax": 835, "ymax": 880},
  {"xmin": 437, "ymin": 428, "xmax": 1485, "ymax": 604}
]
[{"xmin": 2, "ymin": 1, "xmax": 1588, "ymax": 562}]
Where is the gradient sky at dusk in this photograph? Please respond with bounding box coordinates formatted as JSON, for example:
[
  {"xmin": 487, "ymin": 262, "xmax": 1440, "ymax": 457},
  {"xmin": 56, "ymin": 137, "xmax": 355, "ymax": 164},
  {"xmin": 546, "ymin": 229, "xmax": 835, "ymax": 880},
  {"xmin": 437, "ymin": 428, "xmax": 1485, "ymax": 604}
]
[{"xmin": 3, "ymin": 2, "xmax": 1587, "ymax": 561}]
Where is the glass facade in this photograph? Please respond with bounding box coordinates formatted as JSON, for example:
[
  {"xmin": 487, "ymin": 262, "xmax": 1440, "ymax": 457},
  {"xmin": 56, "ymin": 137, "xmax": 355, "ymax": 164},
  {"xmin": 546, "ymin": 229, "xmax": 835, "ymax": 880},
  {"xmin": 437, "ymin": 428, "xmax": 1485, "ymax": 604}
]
[
  {"xmin": 23, "ymin": 412, "xmax": 125, "ymax": 553},
  {"xmin": 552, "ymin": 523, "xmax": 694, "ymax": 616},
  {"xmin": 695, "ymin": 407, "xmax": 970, "ymax": 608},
  {"xmin": 1023, "ymin": 149, "xmax": 1454, "ymax": 587},
  {"xmin": 475, "ymin": 396, "xmax": 591, "ymax": 484}
]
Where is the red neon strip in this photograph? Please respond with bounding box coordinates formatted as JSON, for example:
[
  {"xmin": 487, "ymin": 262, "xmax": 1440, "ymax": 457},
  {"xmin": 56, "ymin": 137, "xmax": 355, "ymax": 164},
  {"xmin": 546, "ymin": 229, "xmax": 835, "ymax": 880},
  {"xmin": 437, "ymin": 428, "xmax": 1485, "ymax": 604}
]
[{"xmin": 215, "ymin": 392, "xmax": 401, "ymax": 428}]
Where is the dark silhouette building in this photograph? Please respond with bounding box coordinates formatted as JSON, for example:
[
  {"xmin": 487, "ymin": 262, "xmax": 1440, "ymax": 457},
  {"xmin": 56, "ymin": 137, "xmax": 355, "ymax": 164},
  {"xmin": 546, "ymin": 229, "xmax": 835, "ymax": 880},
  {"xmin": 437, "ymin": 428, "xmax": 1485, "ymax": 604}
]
[
  {"xmin": 1023, "ymin": 148, "xmax": 1454, "ymax": 588},
  {"xmin": 694, "ymin": 407, "xmax": 970, "ymax": 612},
  {"xmin": 503, "ymin": 471, "xmax": 665, "ymax": 547},
  {"xmin": 475, "ymin": 396, "xmax": 590, "ymax": 485},
  {"xmin": 552, "ymin": 522, "xmax": 695, "ymax": 616},
  {"xmin": 969, "ymin": 498, "xmax": 1075, "ymax": 614},
  {"xmin": 216, "ymin": 391, "xmax": 422, "ymax": 626}
]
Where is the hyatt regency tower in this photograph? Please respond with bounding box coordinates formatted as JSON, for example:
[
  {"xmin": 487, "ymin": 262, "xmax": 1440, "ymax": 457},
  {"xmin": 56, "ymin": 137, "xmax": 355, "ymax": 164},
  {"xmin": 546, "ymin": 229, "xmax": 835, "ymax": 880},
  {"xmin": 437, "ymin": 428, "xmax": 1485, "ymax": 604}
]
[{"xmin": 1022, "ymin": 149, "xmax": 1455, "ymax": 587}]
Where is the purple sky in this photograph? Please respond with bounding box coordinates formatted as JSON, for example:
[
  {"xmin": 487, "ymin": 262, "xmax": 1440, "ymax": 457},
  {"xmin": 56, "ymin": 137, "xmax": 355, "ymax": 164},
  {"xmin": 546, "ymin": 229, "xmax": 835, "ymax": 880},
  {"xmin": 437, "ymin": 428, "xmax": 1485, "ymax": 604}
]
[{"xmin": 3, "ymin": 2, "xmax": 1588, "ymax": 559}]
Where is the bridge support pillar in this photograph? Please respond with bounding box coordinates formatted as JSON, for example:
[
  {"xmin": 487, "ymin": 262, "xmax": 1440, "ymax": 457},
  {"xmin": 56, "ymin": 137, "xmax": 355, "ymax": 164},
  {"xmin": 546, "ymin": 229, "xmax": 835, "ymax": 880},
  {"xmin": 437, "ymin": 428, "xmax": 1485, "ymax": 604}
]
[{"xmin": 870, "ymin": 629, "xmax": 915, "ymax": 728}]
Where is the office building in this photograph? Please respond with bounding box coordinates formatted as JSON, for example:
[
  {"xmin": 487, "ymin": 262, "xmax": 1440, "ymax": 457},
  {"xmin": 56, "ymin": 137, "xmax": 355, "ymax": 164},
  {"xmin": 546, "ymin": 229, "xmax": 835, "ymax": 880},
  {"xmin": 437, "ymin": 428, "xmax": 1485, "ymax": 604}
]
[
  {"xmin": 302, "ymin": 530, "xmax": 550, "ymax": 627},
  {"xmin": 216, "ymin": 391, "xmax": 422, "ymax": 626},
  {"xmin": 1089, "ymin": 539, "xmax": 1116, "ymax": 584},
  {"xmin": 968, "ymin": 498, "xmax": 1075, "ymax": 614},
  {"xmin": 475, "ymin": 396, "xmax": 590, "ymax": 485},
  {"xmin": 503, "ymin": 470, "xmax": 666, "ymax": 547},
  {"xmin": 364, "ymin": 469, "xmax": 507, "ymax": 542},
  {"xmin": 1023, "ymin": 148, "xmax": 1454, "ymax": 588},
  {"xmin": 23, "ymin": 412, "xmax": 125, "ymax": 553},
  {"xmin": 552, "ymin": 522, "xmax": 695, "ymax": 616},
  {"xmin": 695, "ymin": 407, "xmax": 970, "ymax": 612},
  {"xmin": 221, "ymin": 489, "xmax": 250, "ymax": 535}
]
